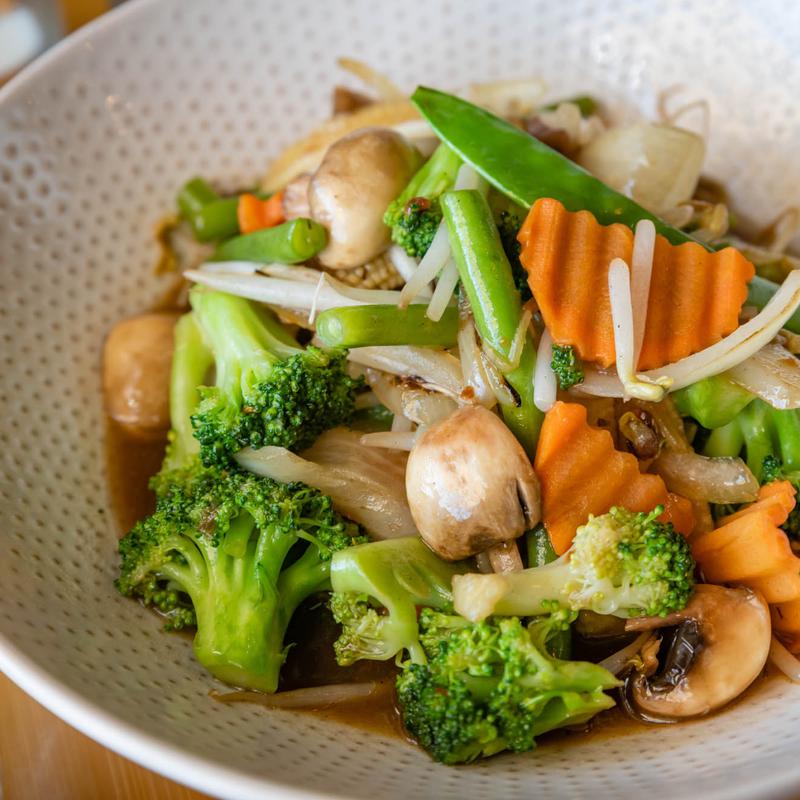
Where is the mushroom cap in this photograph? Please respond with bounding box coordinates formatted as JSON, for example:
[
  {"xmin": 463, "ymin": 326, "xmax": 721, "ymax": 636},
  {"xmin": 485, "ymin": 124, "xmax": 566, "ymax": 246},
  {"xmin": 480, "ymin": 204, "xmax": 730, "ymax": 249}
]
[
  {"xmin": 405, "ymin": 406, "xmax": 541, "ymax": 561},
  {"xmin": 308, "ymin": 128, "xmax": 421, "ymax": 270},
  {"xmin": 625, "ymin": 584, "xmax": 771, "ymax": 719}
]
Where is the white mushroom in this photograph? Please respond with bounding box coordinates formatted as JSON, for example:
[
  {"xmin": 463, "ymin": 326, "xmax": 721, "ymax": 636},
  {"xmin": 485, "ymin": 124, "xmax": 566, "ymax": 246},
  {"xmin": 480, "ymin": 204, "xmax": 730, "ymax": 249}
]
[
  {"xmin": 623, "ymin": 584, "xmax": 771, "ymax": 720},
  {"xmin": 308, "ymin": 128, "xmax": 422, "ymax": 269},
  {"xmin": 405, "ymin": 406, "xmax": 541, "ymax": 571}
]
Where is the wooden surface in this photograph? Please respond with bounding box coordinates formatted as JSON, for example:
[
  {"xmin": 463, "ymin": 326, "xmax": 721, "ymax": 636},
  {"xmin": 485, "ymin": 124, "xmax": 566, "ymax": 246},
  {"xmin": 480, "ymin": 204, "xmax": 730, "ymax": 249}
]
[{"xmin": 0, "ymin": 673, "xmax": 211, "ymax": 800}]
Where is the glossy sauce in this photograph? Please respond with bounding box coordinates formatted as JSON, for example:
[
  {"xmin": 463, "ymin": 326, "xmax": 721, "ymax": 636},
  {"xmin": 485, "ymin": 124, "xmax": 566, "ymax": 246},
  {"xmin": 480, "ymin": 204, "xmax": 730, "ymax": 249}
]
[{"xmin": 106, "ymin": 423, "xmax": 781, "ymax": 745}]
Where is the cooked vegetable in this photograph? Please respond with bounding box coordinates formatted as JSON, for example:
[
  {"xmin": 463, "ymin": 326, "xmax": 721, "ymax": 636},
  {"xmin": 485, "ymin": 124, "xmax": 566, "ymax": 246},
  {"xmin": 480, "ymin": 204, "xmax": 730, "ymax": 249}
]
[
  {"xmin": 237, "ymin": 191, "xmax": 285, "ymax": 234},
  {"xmin": 189, "ymin": 289, "xmax": 360, "ymax": 464},
  {"xmin": 673, "ymin": 374, "xmax": 754, "ymax": 429},
  {"xmin": 395, "ymin": 610, "xmax": 619, "ymax": 764},
  {"xmin": 534, "ymin": 402, "xmax": 685, "ymax": 554},
  {"xmin": 405, "ymin": 406, "xmax": 540, "ymax": 564},
  {"xmin": 651, "ymin": 451, "xmax": 759, "ymax": 504},
  {"xmin": 316, "ymin": 304, "xmax": 458, "ymax": 348},
  {"xmin": 116, "ymin": 464, "xmax": 365, "ymax": 693},
  {"xmin": 453, "ymin": 505, "xmax": 695, "ymax": 621},
  {"xmin": 518, "ymin": 198, "xmax": 755, "ymax": 370},
  {"xmin": 441, "ymin": 189, "xmax": 542, "ymax": 455},
  {"xmin": 623, "ymin": 585, "xmax": 770, "ymax": 719},
  {"xmin": 577, "ymin": 122, "xmax": 705, "ymax": 216},
  {"xmin": 177, "ymin": 177, "xmax": 241, "ymax": 242},
  {"xmin": 329, "ymin": 537, "xmax": 467, "ymax": 665},
  {"xmin": 551, "ymin": 344, "xmax": 584, "ymax": 390},
  {"xmin": 411, "ymin": 86, "xmax": 701, "ymax": 246},
  {"xmin": 211, "ymin": 218, "xmax": 327, "ymax": 264},
  {"xmin": 383, "ymin": 142, "xmax": 461, "ymax": 257},
  {"xmin": 309, "ymin": 128, "xmax": 422, "ymax": 269},
  {"xmin": 726, "ymin": 342, "xmax": 800, "ymax": 410},
  {"xmin": 747, "ymin": 275, "xmax": 800, "ymax": 336}
]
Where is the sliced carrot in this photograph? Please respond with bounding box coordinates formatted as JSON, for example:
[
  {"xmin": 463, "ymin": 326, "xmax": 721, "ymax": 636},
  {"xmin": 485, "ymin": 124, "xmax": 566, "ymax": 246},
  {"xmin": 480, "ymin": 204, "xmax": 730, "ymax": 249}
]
[
  {"xmin": 771, "ymin": 597, "xmax": 800, "ymax": 635},
  {"xmin": 518, "ymin": 198, "xmax": 755, "ymax": 370},
  {"xmin": 747, "ymin": 563, "xmax": 800, "ymax": 603},
  {"xmin": 659, "ymin": 493, "xmax": 695, "ymax": 537},
  {"xmin": 237, "ymin": 191, "xmax": 285, "ymax": 234},
  {"xmin": 534, "ymin": 401, "xmax": 672, "ymax": 554},
  {"xmin": 759, "ymin": 479, "xmax": 797, "ymax": 501},
  {"xmin": 718, "ymin": 480, "xmax": 796, "ymax": 527}
]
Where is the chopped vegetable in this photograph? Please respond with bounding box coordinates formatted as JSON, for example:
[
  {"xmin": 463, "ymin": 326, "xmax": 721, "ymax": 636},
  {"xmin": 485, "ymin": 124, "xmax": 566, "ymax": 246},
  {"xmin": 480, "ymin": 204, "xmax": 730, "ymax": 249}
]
[
  {"xmin": 176, "ymin": 177, "xmax": 241, "ymax": 242},
  {"xmin": 237, "ymin": 191, "xmax": 285, "ymax": 234},
  {"xmin": 518, "ymin": 197, "xmax": 755, "ymax": 370},
  {"xmin": 551, "ymin": 344, "xmax": 584, "ymax": 390},
  {"xmin": 211, "ymin": 218, "xmax": 327, "ymax": 264},
  {"xmin": 747, "ymin": 275, "xmax": 800, "ymax": 336},
  {"xmin": 316, "ymin": 304, "xmax": 458, "ymax": 348}
]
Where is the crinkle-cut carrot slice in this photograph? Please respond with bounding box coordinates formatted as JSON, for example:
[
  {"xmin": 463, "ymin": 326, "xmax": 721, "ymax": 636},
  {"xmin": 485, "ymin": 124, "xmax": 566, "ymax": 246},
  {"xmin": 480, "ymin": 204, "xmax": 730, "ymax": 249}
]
[
  {"xmin": 748, "ymin": 565, "xmax": 800, "ymax": 604},
  {"xmin": 534, "ymin": 401, "xmax": 674, "ymax": 554},
  {"xmin": 518, "ymin": 198, "xmax": 755, "ymax": 370},
  {"xmin": 660, "ymin": 493, "xmax": 695, "ymax": 537},
  {"xmin": 718, "ymin": 480, "xmax": 796, "ymax": 527}
]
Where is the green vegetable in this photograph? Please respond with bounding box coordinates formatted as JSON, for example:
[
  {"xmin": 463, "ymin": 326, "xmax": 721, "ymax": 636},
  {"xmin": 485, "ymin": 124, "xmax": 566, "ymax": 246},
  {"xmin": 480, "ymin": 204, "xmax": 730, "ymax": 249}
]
[
  {"xmin": 329, "ymin": 537, "xmax": 468, "ymax": 665},
  {"xmin": 747, "ymin": 275, "xmax": 800, "ymax": 335},
  {"xmin": 190, "ymin": 198, "xmax": 241, "ymax": 242},
  {"xmin": 316, "ymin": 305, "xmax": 458, "ymax": 349},
  {"xmin": 441, "ymin": 189, "xmax": 542, "ymax": 456},
  {"xmin": 541, "ymin": 95, "xmax": 598, "ymax": 117},
  {"xmin": 492, "ymin": 197, "xmax": 531, "ymax": 303},
  {"xmin": 672, "ymin": 374, "xmax": 754, "ymax": 429},
  {"xmin": 212, "ymin": 218, "xmax": 327, "ymax": 264},
  {"xmin": 395, "ymin": 609, "xmax": 619, "ymax": 764},
  {"xmin": 411, "ymin": 86, "xmax": 702, "ymax": 247},
  {"xmin": 116, "ymin": 463, "xmax": 366, "ymax": 693},
  {"xmin": 383, "ymin": 143, "xmax": 462, "ymax": 257},
  {"xmin": 189, "ymin": 288, "xmax": 361, "ymax": 465},
  {"xmin": 177, "ymin": 177, "xmax": 219, "ymax": 218},
  {"xmin": 551, "ymin": 344, "xmax": 584, "ymax": 390},
  {"xmin": 456, "ymin": 507, "xmax": 695, "ymax": 621}
]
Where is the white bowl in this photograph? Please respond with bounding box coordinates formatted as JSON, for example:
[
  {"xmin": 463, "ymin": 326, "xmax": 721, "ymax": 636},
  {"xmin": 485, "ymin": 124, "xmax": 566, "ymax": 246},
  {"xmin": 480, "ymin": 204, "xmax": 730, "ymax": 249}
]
[{"xmin": 2, "ymin": 1, "xmax": 800, "ymax": 798}]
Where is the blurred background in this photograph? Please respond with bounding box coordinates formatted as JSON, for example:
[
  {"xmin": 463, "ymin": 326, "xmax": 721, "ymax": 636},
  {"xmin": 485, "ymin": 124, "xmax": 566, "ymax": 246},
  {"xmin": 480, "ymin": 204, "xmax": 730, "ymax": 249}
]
[{"xmin": 0, "ymin": 0, "xmax": 119, "ymax": 85}]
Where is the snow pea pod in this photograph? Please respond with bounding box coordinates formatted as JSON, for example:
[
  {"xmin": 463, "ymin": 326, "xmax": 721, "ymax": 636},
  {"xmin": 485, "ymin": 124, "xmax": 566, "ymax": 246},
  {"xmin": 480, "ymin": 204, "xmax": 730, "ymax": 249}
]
[{"xmin": 212, "ymin": 218, "xmax": 327, "ymax": 264}]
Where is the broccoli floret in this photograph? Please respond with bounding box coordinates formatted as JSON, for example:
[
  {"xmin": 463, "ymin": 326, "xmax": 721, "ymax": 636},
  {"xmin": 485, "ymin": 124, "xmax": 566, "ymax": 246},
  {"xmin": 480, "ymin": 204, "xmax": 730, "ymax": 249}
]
[
  {"xmin": 453, "ymin": 506, "xmax": 695, "ymax": 622},
  {"xmin": 329, "ymin": 537, "xmax": 468, "ymax": 665},
  {"xmin": 550, "ymin": 344, "xmax": 584, "ymax": 390},
  {"xmin": 762, "ymin": 454, "xmax": 784, "ymax": 484},
  {"xmin": 495, "ymin": 208, "xmax": 532, "ymax": 303},
  {"xmin": 396, "ymin": 609, "xmax": 619, "ymax": 764},
  {"xmin": 117, "ymin": 464, "xmax": 366, "ymax": 692},
  {"xmin": 189, "ymin": 288, "xmax": 361, "ymax": 466},
  {"xmin": 383, "ymin": 143, "xmax": 461, "ymax": 258}
]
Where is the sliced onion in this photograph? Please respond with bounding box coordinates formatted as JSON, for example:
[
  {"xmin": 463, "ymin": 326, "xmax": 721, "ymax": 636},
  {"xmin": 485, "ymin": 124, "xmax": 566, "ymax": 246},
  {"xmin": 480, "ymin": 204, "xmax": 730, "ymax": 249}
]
[
  {"xmin": 578, "ymin": 122, "xmax": 705, "ymax": 216},
  {"xmin": 631, "ymin": 219, "xmax": 656, "ymax": 365},
  {"xmin": 479, "ymin": 348, "xmax": 517, "ymax": 407},
  {"xmin": 727, "ymin": 342, "xmax": 800, "ymax": 410},
  {"xmin": 769, "ymin": 636, "xmax": 800, "ymax": 683},
  {"xmin": 235, "ymin": 428, "xmax": 416, "ymax": 539},
  {"xmin": 597, "ymin": 633, "xmax": 652, "ymax": 676},
  {"xmin": 457, "ymin": 312, "xmax": 496, "ymax": 407},
  {"xmin": 534, "ymin": 328, "xmax": 557, "ymax": 412},
  {"xmin": 651, "ymin": 451, "xmax": 759, "ymax": 504},
  {"xmin": 426, "ymin": 259, "xmax": 459, "ymax": 322},
  {"xmin": 360, "ymin": 431, "xmax": 418, "ymax": 450},
  {"xmin": 466, "ymin": 78, "xmax": 546, "ymax": 117},
  {"xmin": 388, "ymin": 245, "xmax": 431, "ymax": 296},
  {"xmin": 347, "ymin": 346, "xmax": 464, "ymax": 399},
  {"xmin": 211, "ymin": 680, "xmax": 391, "ymax": 709},
  {"xmin": 400, "ymin": 385, "xmax": 457, "ymax": 426},
  {"xmin": 398, "ymin": 223, "xmax": 451, "ymax": 307},
  {"xmin": 391, "ymin": 412, "xmax": 414, "ymax": 433},
  {"xmin": 577, "ymin": 271, "xmax": 800, "ymax": 397},
  {"xmin": 453, "ymin": 162, "xmax": 488, "ymax": 194}
]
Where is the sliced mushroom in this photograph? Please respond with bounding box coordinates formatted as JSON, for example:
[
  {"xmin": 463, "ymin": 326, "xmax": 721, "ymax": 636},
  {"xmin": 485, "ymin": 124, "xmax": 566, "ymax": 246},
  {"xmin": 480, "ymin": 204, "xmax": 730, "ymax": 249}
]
[
  {"xmin": 308, "ymin": 128, "xmax": 422, "ymax": 270},
  {"xmin": 103, "ymin": 311, "xmax": 180, "ymax": 439},
  {"xmin": 405, "ymin": 406, "xmax": 540, "ymax": 569},
  {"xmin": 622, "ymin": 584, "xmax": 770, "ymax": 720}
]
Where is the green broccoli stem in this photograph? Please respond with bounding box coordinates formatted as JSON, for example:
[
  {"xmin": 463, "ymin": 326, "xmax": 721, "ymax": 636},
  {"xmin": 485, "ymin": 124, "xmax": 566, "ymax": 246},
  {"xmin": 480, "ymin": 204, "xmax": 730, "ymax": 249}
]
[
  {"xmin": 441, "ymin": 189, "xmax": 542, "ymax": 456},
  {"xmin": 162, "ymin": 312, "xmax": 214, "ymax": 472},
  {"xmin": 212, "ymin": 218, "xmax": 327, "ymax": 264},
  {"xmin": 315, "ymin": 305, "xmax": 458, "ymax": 348},
  {"xmin": 672, "ymin": 374, "xmax": 754, "ymax": 429}
]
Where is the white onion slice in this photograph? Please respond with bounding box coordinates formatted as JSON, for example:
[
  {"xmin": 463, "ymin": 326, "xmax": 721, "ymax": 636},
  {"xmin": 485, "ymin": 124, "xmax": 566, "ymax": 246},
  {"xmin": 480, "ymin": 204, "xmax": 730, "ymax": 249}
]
[
  {"xmin": 576, "ymin": 271, "xmax": 800, "ymax": 398},
  {"xmin": 426, "ymin": 259, "xmax": 459, "ymax": 322},
  {"xmin": 391, "ymin": 413, "xmax": 414, "ymax": 433},
  {"xmin": 211, "ymin": 680, "xmax": 391, "ymax": 708},
  {"xmin": 727, "ymin": 342, "xmax": 800, "ymax": 410},
  {"xmin": 388, "ymin": 245, "xmax": 431, "ymax": 298},
  {"xmin": 534, "ymin": 329, "xmax": 557, "ymax": 412},
  {"xmin": 631, "ymin": 220, "xmax": 656, "ymax": 365},
  {"xmin": 457, "ymin": 313, "xmax": 496, "ymax": 407},
  {"xmin": 597, "ymin": 633, "xmax": 651, "ymax": 676},
  {"xmin": 652, "ymin": 451, "xmax": 759, "ymax": 503},
  {"xmin": 769, "ymin": 636, "xmax": 800, "ymax": 683},
  {"xmin": 608, "ymin": 257, "xmax": 671, "ymax": 401},
  {"xmin": 348, "ymin": 346, "xmax": 464, "ymax": 398},
  {"xmin": 453, "ymin": 162, "xmax": 488, "ymax": 194},
  {"xmin": 360, "ymin": 431, "xmax": 418, "ymax": 450},
  {"xmin": 400, "ymin": 386, "xmax": 457, "ymax": 426},
  {"xmin": 398, "ymin": 222, "xmax": 451, "ymax": 307}
]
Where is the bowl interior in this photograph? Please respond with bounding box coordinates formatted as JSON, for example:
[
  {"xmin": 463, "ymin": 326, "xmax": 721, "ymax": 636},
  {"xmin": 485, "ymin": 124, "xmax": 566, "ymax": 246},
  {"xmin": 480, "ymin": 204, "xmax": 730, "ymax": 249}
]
[{"xmin": 2, "ymin": 1, "xmax": 800, "ymax": 798}]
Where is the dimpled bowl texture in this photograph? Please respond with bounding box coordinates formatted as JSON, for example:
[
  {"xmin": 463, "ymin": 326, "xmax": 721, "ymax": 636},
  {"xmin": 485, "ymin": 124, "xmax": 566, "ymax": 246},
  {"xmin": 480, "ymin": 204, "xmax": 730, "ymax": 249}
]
[{"xmin": 1, "ymin": 0, "xmax": 800, "ymax": 798}]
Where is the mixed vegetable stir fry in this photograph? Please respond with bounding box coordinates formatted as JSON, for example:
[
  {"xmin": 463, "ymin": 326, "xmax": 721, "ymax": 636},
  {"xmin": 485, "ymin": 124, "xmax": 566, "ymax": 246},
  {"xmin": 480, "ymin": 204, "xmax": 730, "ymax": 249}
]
[{"xmin": 103, "ymin": 64, "xmax": 800, "ymax": 764}]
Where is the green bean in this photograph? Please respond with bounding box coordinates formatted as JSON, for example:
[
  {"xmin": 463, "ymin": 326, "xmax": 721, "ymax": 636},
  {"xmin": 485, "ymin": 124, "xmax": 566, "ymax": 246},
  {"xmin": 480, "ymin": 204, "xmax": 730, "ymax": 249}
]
[
  {"xmin": 316, "ymin": 305, "xmax": 458, "ymax": 349},
  {"xmin": 212, "ymin": 218, "xmax": 327, "ymax": 264},
  {"xmin": 190, "ymin": 197, "xmax": 241, "ymax": 242},
  {"xmin": 177, "ymin": 177, "xmax": 219, "ymax": 218}
]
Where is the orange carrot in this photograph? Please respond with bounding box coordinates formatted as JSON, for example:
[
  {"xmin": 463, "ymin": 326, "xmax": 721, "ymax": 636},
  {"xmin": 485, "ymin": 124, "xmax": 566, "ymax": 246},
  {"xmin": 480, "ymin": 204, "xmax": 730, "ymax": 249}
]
[
  {"xmin": 748, "ymin": 566, "xmax": 800, "ymax": 604},
  {"xmin": 660, "ymin": 493, "xmax": 695, "ymax": 537},
  {"xmin": 238, "ymin": 191, "xmax": 285, "ymax": 234},
  {"xmin": 534, "ymin": 401, "xmax": 687, "ymax": 554},
  {"xmin": 718, "ymin": 480, "xmax": 796, "ymax": 527},
  {"xmin": 771, "ymin": 598, "xmax": 800, "ymax": 639},
  {"xmin": 518, "ymin": 198, "xmax": 755, "ymax": 370}
]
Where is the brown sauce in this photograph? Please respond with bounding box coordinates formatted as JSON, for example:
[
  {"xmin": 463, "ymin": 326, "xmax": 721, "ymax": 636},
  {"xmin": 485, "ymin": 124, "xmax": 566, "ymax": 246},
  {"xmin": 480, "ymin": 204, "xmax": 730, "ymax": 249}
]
[{"xmin": 105, "ymin": 422, "xmax": 782, "ymax": 746}]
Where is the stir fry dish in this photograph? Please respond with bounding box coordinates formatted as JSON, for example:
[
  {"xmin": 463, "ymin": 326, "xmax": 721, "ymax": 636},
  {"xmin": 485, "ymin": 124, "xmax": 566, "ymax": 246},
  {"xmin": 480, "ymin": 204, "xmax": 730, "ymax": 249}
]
[{"xmin": 103, "ymin": 65, "xmax": 800, "ymax": 764}]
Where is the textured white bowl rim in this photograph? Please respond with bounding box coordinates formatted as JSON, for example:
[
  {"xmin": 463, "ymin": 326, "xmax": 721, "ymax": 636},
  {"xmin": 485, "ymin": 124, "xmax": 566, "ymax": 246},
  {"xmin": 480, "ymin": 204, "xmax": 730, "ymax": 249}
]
[{"xmin": 1, "ymin": 2, "xmax": 800, "ymax": 799}]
